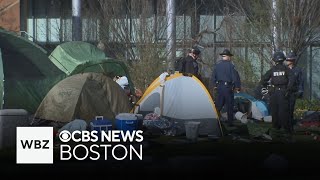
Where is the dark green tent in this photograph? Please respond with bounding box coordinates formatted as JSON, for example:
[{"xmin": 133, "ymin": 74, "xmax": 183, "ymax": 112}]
[
  {"xmin": 0, "ymin": 29, "xmax": 134, "ymax": 114},
  {"xmin": 34, "ymin": 72, "xmax": 131, "ymax": 123},
  {"xmin": 0, "ymin": 28, "xmax": 65, "ymax": 113},
  {"xmin": 48, "ymin": 41, "xmax": 135, "ymax": 93}
]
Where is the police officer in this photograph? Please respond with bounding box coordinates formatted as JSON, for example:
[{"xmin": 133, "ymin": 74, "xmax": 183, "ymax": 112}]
[
  {"xmin": 177, "ymin": 46, "xmax": 201, "ymax": 79},
  {"xmin": 212, "ymin": 49, "xmax": 241, "ymax": 126},
  {"xmin": 261, "ymin": 51, "xmax": 295, "ymax": 139},
  {"xmin": 286, "ymin": 51, "xmax": 304, "ymax": 130}
]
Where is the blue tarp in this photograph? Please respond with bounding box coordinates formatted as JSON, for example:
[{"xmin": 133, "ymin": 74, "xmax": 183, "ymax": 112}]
[{"xmin": 235, "ymin": 92, "xmax": 270, "ymax": 119}]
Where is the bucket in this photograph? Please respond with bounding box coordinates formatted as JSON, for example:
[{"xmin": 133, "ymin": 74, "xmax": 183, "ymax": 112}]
[
  {"xmin": 154, "ymin": 107, "xmax": 161, "ymax": 116},
  {"xmin": 115, "ymin": 113, "xmax": 142, "ymax": 133},
  {"xmin": 185, "ymin": 121, "xmax": 201, "ymax": 142},
  {"xmin": 235, "ymin": 111, "xmax": 248, "ymax": 124}
]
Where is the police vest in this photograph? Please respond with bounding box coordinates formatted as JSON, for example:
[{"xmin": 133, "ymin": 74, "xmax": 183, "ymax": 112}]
[{"xmin": 271, "ymin": 65, "xmax": 289, "ymax": 86}]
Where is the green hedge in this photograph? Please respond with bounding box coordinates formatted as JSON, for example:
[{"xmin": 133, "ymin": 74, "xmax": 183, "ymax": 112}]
[
  {"xmin": 295, "ymin": 99, "xmax": 320, "ymax": 111},
  {"xmin": 294, "ymin": 99, "xmax": 320, "ymax": 119}
]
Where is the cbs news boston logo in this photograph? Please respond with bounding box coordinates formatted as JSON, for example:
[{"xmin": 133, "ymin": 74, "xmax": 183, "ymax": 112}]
[
  {"xmin": 16, "ymin": 127, "xmax": 53, "ymax": 164},
  {"xmin": 16, "ymin": 127, "xmax": 143, "ymax": 164}
]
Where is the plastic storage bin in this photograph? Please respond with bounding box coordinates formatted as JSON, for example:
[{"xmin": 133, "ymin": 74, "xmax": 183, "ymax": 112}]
[
  {"xmin": 0, "ymin": 109, "xmax": 29, "ymax": 149},
  {"xmin": 90, "ymin": 116, "xmax": 112, "ymax": 139}
]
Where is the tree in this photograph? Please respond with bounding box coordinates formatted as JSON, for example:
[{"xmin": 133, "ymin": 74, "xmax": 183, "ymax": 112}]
[
  {"xmin": 224, "ymin": 0, "xmax": 320, "ymax": 64},
  {"xmin": 85, "ymin": 0, "xmax": 202, "ymax": 90},
  {"xmin": 284, "ymin": 0, "xmax": 320, "ymax": 62}
]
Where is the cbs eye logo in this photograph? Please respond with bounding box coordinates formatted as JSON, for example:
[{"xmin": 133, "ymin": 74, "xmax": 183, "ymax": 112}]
[{"xmin": 59, "ymin": 130, "xmax": 71, "ymax": 142}]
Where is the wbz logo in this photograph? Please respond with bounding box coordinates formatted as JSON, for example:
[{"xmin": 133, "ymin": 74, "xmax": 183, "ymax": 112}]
[
  {"xmin": 20, "ymin": 139, "xmax": 50, "ymax": 149},
  {"xmin": 16, "ymin": 127, "xmax": 53, "ymax": 164}
]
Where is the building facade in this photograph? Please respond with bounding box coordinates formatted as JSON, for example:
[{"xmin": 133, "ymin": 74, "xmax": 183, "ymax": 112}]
[{"xmin": 0, "ymin": 0, "xmax": 319, "ymax": 99}]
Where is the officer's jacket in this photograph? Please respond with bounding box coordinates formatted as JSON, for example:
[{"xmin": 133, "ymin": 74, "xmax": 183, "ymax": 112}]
[
  {"xmin": 262, "ymin": 63, "xmax": 295, "ymax": 92},
  {"xmin": 290, "ymin": 66, "xmax": 304, "ymax": 93},
  {"xmin": 212, "ymin": 60, "xmax": 241, "ymax": 88},
  {"xmin": 179, "ymin": 55, "xmax": 199, "ymax": 76}
]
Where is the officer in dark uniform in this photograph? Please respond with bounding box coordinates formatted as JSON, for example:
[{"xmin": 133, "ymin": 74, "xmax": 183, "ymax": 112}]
[
  {"xmin": 261, "ymin": 51, "xmax": 295, "ymax": 139},
  {"xmin": 286, "ymin": 51, "xmax": 304, "ymax": 130},
  {"xmin": 212, "ymin": 49, "xmax": 241, "ymax": 126},
  {"xmin": 177, "ymin": 46, "xmax": 201, "ymax": 79}
]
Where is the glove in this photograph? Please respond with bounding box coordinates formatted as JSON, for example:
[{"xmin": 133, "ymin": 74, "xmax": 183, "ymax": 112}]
[
  {"xmin": 212, "ymin": 86, "xmax": 217, "ymax": 95},
  {"xmin": 261, "ymin": 87, "xmax": 268, "ymax": 95}
]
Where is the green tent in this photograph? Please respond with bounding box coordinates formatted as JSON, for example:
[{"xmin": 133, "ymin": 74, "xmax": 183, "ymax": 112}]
[
  {"xmin": 48, "ymin": 41, "xmax": 135, "ymax": 93},
  {"xmin": 0, "ymin": 30, "xmax": 134, "ymax": 114},
  {"xmin": 34, "ymin": 72, "xmax": 131, "ymax": 123},
  {"xmin": 0, "ymin": 28, "xmax": 65, "ymax": 113}
]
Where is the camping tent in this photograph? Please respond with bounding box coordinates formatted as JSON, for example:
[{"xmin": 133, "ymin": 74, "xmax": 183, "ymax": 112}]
[
  {"xmin": 0, "ymin": 30, "xmax": 135, "ymax": 114},
  {"xmin": 34, "ymin": 72, "xmax": 131, "ymax": 124},
  {"xmin": 234, "ymin": 92, "xmax": 269, "ymax": 121},
  {"xmin": 48, "ymin": 41, "xmax": 135, "ymax": 93},
  {"xmin": 132, "ymin": 72, "xmax": 222, "ymax": 136},
  {"xmin": 0, "ymin": 28, "xmax": 65, "ymax": 113}
]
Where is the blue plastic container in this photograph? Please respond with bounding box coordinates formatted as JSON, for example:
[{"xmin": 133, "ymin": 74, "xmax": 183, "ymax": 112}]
[
  {"xmin": 115, "ymin": 113, "xmax": 143, "ymax": 133},
  {"xmin": 90, "ymin": 116, "xmax": 112, "ymax": 139}
]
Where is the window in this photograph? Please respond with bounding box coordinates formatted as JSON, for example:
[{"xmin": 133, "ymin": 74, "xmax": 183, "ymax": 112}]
[
  {"xmin": 62, "ymin": 18, "xmax": 72, "ymax": 41},
  {"xmin": 176, "ymin": 15, "xmax": 191, "ymax": 40},
  {"xmin": 82, "ymin": 18, "xmax": 99, "ymax": 41},
  {"xmin": 35, "ymin": 18, "xmax": 47, "ymax": 42},
  {"xmin": 49, "ymin": 18, "xmax": 61, "ymax": 42},
  {"xmin": 199, "ymin": 15, "xmax": 215, "ymax": 44}
]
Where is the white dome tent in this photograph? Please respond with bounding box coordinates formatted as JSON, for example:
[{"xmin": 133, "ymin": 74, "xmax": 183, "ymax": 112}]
[{"xmin": 132, "ymin": 72, "xmax": 223, "ymax": 137}]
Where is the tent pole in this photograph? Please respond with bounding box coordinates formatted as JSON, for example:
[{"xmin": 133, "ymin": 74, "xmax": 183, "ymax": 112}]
[
  {"xmin": 212, "ymin": 92, "xmax": 224, "ymax": 136},
  {"xmin": 216, "ymin": 111, "xmax": 224, "ymax": 137}
]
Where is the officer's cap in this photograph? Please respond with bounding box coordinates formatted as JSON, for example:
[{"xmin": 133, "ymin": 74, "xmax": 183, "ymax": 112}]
[
  {"xmin": 273, "ymin": 51, "xmax": 286, "ymax": 62},
  {"xmin": 191, "ymin": 46, "xmax": 201, "ymax": 55},
  {"xmin": 219, "ymin": 49, "xmax": 233, "ymax": 56},
  {"xmin": 286, "ymin": 51, "xmax": 297, "ymax": 61}
]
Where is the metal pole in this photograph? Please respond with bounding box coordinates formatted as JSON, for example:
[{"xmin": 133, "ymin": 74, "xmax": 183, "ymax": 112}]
[
  {"xmin": 309, "ymin": 46, "xmax": 312, "ymax": 100},
  {"xmin": 166, "ymin": 0, "xmax": 176, "ymax": 72},
  {"xmin": 72, "ymin": 0, "xmax": 82, "ymax": 41},
  {"xmin": 271, "ymin": 0, "xmax": 279, "ymax": 52}
]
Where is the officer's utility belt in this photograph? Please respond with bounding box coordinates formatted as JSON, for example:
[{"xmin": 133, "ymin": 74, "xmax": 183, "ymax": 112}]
[
  {"xmin": 271, "ymin": 85, "xmax": 286, "ymax": 91},
  {"xmin": 217, "ymin": 81, "xmax": 233, "ymax": 86}
]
